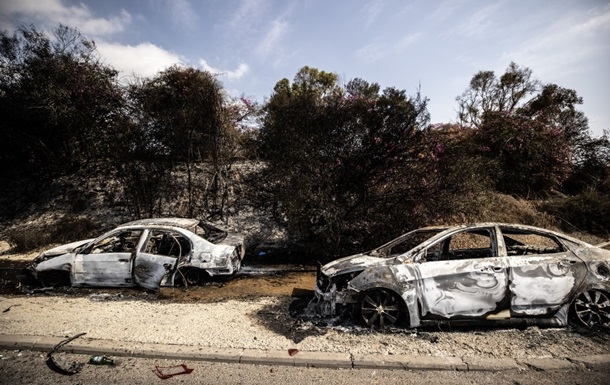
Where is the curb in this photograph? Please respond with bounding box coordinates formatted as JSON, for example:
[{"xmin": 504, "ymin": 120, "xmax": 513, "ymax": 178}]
[{"xmin": 1, "ymin": 334, "xmax": 609, "ymax": 372}]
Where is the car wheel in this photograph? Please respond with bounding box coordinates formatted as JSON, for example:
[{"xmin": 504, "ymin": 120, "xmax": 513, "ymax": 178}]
[
  {"xmin": 40, "ymin": 270, "xmax": 69, "ymax": 287},
  {"xmin": 359, "ymin": 289, "xmax": 404, "ymax": 329},
  {"xmin": 180, "ymin": 268, "xmax": 206, "ymax": 286},
  {"xmin": 572, "ymin": 290, "xmax": 610, "ymax": 328}
]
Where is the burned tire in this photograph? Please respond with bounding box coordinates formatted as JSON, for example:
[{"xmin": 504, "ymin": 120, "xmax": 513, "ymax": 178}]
[
  {"xmin": 39, "ymin": 270, "xmax": 69, "ymax": 287},
  {"xmin": 358, "ymin": 289, "xmax": 405, "ymax": 329},
  {"xmin": 572, "ymin": 289, "xmax": 610, "ymax": 328},
  {"xmin": 179, "ymin": 268, "xmax": 207, "ymax": 286}
]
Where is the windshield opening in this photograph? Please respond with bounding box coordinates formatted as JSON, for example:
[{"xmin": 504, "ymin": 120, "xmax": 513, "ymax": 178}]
[{"xmin": 371, "ymin": 229, "xmax": 446, "ymax": 258}]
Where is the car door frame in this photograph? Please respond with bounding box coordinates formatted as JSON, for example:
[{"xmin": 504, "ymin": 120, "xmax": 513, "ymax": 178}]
[
  {"xmin": 132, "ymin": 228, "xmax": 188, "ymax": 290},
  {"xmin": 72, "ymin": 228, "xmax": 146, "ymax": 287},
  {"xmin": 498, "ymin": 225, "xmax": 589, "ymax": 317},
  {"xmin": 413, "ymin": 226, "xmax": 511, "ymax": 320}
]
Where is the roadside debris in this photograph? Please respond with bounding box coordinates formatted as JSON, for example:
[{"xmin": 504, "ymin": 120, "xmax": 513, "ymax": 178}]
[
  {"xmin": 2, "ymin": 304, "xmax": 20, "ymax": 313},
  {"xmin": 288, "ymin": 348, "xmax": 299, "ymax": 356},
  {"xmin": 17, "ymin": 283, "xmax": 54, "ymax": 294},
  {"xmin": 153, "ymin": 364, "xmax": 194, "ymax": 379},
  {"xmin": 46, "ymin": 332, "xmax": 87, "ymax": 375},
  {"xmin": 88, "ymin": 355, "xmax": 115, "ymax": 365}
]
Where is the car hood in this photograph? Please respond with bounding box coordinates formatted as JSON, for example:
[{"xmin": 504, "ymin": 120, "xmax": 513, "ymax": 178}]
[
  {"xmin": 321, "ymin": 253, "xmax": 393, "ymax": 277},
  {"xmin": 35, "ymin": 238, "xmax": 94, "ymax": 261}
]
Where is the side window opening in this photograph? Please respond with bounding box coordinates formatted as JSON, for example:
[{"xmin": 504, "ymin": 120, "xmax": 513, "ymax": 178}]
[
  {"xmin": 502, "ymin": 229, "xmax": 564, "ymax": 256},
  {"xmin": 143, "ymin": 230, "xmax": 191, "ymax": 257},
  {"xmin": 423, "ymin": 229, "xmax": 493, "ymax": 262},
  {"xmin": 90, "ymin": 230, "xmax": 142, "ymax": 254},
  {"xmin": 423, "ymin": 241, "xmax": 443, "ymax": 262},
  {"xmin": 446, "ymin": 229, "xmax": 493, "ymax": 260}
]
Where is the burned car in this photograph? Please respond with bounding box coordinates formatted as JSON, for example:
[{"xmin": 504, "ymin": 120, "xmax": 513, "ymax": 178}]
[
  {"xmin": 313, "ymin": 223, "xmax": 610, "ymax": 329},
  {"xmin": 31, "ymin": 218, "xmax": 245, "ymax": 290}
]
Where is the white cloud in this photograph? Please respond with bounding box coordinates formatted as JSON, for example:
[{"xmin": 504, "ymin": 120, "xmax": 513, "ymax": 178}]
[
  {"xmin": 0, "ymin": 0, "xmax": 131, "ymax": 36},
  {"xmin": 502, "ymin": 8, "xmax": 609, "ymax": 81},
  {"xmin": 570, "ymin": 6, "xmax": 610, "ymax": 34},
  {"xmin": 1, "ymin": 0, "xmax": 70, "ymax": 15},
  {"xmin": 165, "ymin": 0, "xmax": 198, "ymax": 31},
  {"xmin": 256, "ymin": 18, "xmax": 288, "ymax": 58},
  {"xmin": 362, "ymin": 0, "xmax": 385, "ymax": 30},
  {"xmin": 396, "ymin": 32, "xmax": 423, "ymax": 51},
  {"xmin": 356, "ymin": 42, "xmax": 386, "ymax": 62},
  {"xmin": 73, "ymin": 9, "xmax": 131, "ymax": 36},
  {"xmin": 450, "ymin": 2, "xmax": 503, "ymax": 39},
  {"xmin": 229, "ymin": 0, "xmax": 269, "ymax": 32},
  {"xmin": 356, "ymin": 32, "xmax": 422, "ymax": 62},
  {"xmin": 427, "ymin": 0, "xmax": 465, "ymax": 24},
  {"xmin": 198, "ymin": 59, "xmax": 250, "ymax": 80},
  {"xmin": 97, "ymin": 41, "xmax": 183, "ymax": 79}
]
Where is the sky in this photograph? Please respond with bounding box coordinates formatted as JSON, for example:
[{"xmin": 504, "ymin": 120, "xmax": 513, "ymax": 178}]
[{"xmin": 1, "ymin": 0, "xmax": 609, "ymax": 136}]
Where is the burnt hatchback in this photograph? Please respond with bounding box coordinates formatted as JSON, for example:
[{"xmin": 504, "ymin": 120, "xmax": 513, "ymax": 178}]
[
  {"xmin": 31, "ymin": 218, "xmax": 245, "ymax": 290},
  {"xmin": 313, "ymin": 223, "xmax": 610, "ymax": 329}
]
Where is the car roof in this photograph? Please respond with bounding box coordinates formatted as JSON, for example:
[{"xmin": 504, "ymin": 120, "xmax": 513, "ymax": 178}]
[
  {"xmin": 119, "ymin": 218, "xmax": 199, "ymax": 230},
  {"xmin": 417, "ymin": 222, "xmax": 588, "ymax": 245}
]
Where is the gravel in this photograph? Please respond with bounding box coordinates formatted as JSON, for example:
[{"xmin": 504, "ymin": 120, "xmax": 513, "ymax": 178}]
[{"xmin": 1, "ymin": 294, "xmax": 609, "ymax": 360}]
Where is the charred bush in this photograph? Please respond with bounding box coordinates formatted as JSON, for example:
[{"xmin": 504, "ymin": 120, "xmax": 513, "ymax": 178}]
[
  {"xmin": 5, "ymin": 227, "xmax": 51, "ymax": 253},
  {"xmin": 49, "ymin": 216, "xmax": 100, "ymax": 244},
  {"xmin": 5, "ymin": 216, "xmax": 100, "ymax": 253}
]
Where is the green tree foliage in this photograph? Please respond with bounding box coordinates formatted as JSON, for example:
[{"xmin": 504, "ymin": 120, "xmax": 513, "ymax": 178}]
[
  {"xmin": 260, "ymin": 66, "xmax": 433, "ymax": 254},
  {"xmin": 0, "ymin": 24, "xmax": 123, "ymax": 177}
]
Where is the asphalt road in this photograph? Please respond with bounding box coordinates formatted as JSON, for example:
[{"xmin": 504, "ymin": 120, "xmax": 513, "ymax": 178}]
[{"xmin": 1, "ymin": 349, "xmax": 609, "ymax": 385}]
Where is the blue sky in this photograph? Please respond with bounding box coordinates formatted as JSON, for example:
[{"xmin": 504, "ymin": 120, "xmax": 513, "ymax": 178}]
[{"xmin": 1, "ymin": 0, "xmax": 609, "ymax": 136}]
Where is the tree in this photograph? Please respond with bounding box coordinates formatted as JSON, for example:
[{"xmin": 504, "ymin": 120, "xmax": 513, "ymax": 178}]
[
  {"xmin": 260, "ymin": 67, "xmax": 433, "ymax": 255},
  {"xmin": 521, "ymin": 83, "xmax": 590, "ymax": 149},
  {"xmin": 0, "ymin": 24, "xmax": 123, "ymax": 177},
  {"xmin": 457, "ymin": 62, "xmax": 539, "ymax": 127},
  {"xmin": 127, "ymin": 66, "xmax": 246, "ymax": 218},
  {"xmin": 455, "ymin": 62, "xmax": 597, "ymax": 197},
  {"xmin": 471, "ymin": 112, "xmax": 572, "ymax": 196}
]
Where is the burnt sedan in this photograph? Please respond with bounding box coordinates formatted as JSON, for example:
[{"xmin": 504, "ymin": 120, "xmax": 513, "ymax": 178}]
[
  {"xmin": 31, "ymin": 218, "xmax": 245, "ymax": 290},
  {"xmin": 313, "ymin": 223, "xmax": 610, "ymax": 329}
]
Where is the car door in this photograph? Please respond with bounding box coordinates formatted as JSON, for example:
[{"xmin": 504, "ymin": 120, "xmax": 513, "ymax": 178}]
[
  {"xmin": 133, "ymin": 229, "xmax": 185, "ymax": 290},
  {"xmin": 500, "ymin": 226, "xmax": 588, "ymax": 317},
  {"xmin": 73, "ymin": 229, "xmax": 144, "ymax": 287},
  {"xmin": 414, "ymin": 227, "xmax": 510, "ymax": 320}
]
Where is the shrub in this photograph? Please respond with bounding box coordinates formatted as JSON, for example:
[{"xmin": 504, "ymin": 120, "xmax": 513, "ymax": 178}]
[
  {"xmin": 471, "ymin": 112, "xmax": 572, "ymax": 197},
  {"xmin": 5, "ymin": 227, "xmax": 51, "ymax": 253},
  {"xmin": 6, "ymin": 216, "xmax": 100, "ymax": 253},
  {"xmin": 541, "ymin": 190, "xmax": 610, "ymax": 236},
  {"xmin": 50, "ymin": 216, "xmax": 100, "ymax": 244}
]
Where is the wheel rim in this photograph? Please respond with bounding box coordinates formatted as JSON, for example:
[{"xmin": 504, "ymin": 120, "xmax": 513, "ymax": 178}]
[
  {"xmin": 360, "ymin": 289, "xmax": 401, "ymax": 328},
  {"xmin": 574, "ymin": 290, "xmax": 610, "ymax": 328},
  {"xmin": 183, "ymin": 269, "xmax": 202, "ymax": 286}
]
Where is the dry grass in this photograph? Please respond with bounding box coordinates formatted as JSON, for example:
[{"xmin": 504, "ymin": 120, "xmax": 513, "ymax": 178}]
[{"xmin": 442, "ymin": 192, "xmax": 555, "ymax": 228}]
